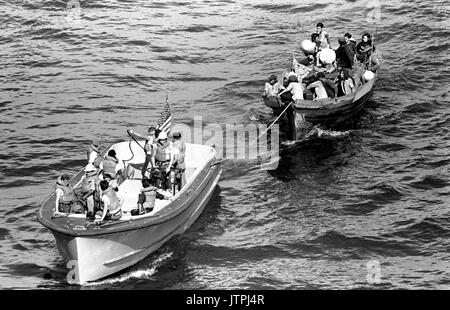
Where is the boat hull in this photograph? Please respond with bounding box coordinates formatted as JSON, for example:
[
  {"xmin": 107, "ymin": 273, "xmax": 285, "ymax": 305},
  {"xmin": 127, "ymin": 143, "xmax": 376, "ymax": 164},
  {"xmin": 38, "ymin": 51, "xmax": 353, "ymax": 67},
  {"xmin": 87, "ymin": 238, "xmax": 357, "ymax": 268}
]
[
  {"xmin": 53, "ymin": 165, "xmax": 222, "ymax": 284},
  {"xmin": 264, "ymin": 72, "xmax": 378, "ymax": 133}
]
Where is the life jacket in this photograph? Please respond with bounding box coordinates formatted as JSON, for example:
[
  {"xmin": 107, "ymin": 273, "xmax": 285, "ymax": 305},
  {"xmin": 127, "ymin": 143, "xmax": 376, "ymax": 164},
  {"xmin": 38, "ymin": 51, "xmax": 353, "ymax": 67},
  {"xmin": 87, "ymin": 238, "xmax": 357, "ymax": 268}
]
[
  {"xmin": 154, "ymin": 141, "xmax": 172, "ymax": 163},
  {"xmin": 81, "ymin": 172, "xmax": 98, "ymax": 194},
  {"xmin": 141, "ymin": 186, "xmax": 157, "ymax": 209},
  {"xmin": 172, "ymin": 140, "xmax": 185, "ymax": 164},
  {"xmin": 103, "ymin": 155, "xmax": 118, "ymax": 178},
  {"xmin": 144, "ymin": 139, "xmax": 155, "ymax": 155},
  {"xmin": 103, "ymin": 187, "xmax": 121, "ymax": 214},
  {"xmin": 55, "ymin": 177, "xmax": 76, "ymax": 204}
]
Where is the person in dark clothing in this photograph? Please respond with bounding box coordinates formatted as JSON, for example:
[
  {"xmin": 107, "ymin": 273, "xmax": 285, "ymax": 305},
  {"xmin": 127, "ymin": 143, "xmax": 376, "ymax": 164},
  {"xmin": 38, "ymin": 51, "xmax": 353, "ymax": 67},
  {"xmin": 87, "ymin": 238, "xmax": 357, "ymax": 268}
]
[
  {"xmin": 317, "ymin": 72, "xmax": 338, "ymax": 98},
  {"xmin": 336, "ymin": 37, "xmax": 355, "ymax": 69},
  {"xmin": 356, "ymin": 32, "xmax": 376, "ymax": 63},
  {"xmin": 344, "ymin": 33, "xmax": 357, "ymax": 55}
]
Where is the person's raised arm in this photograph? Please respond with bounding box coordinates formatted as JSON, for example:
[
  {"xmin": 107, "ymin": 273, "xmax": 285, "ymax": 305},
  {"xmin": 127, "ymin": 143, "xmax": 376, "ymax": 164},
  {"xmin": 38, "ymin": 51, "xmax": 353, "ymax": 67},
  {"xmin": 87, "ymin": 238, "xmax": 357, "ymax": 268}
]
[
  {"xmin": 127, "ymin": 129, "xmax": 147, "ymax": 140},
  {"xmin": 96, "ymin": 197, "xmax": 109, "ymax": 223},
  {"xmin": 55, "ymin": 189, "xmax": 62, "ymax": 213}
]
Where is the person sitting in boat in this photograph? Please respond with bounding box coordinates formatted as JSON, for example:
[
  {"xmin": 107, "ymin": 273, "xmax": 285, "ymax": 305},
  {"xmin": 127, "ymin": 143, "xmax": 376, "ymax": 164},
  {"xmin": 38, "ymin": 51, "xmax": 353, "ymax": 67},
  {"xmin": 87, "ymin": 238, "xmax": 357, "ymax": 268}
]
[
  {"xmin": 277, "ymin": 75, "xmax": 303, "ymax": 103},
  {"xmin": 306, "ymin": 79, "xmax": 328, "ymax": 100},
  {"xmin": 316, "ymin": 22, "xmax": 330, "ymax": 49},
  {"xmin": 337, "ymin": 69, "xmax": 356, "ymax": 96},
  {"xmin": 128, "ymin": 126, "xmax": 157, "ymax": 179},
  {"xmin": 103, "ymin": 173, "xmax": 119, "ymax": 192},
  {"xmin": 263, "ymin": 74, "xmax": 283, "ymax": 97},
  {"xmin": 172, "ymin": 131, "xmax": 187, "ymax": 188},
  {"xmin": 134, "ymin": 177, "xmax": 170, "ymax": 215},
  {"xmin": 317, "ymin": 72, "xmax": 338, "ymax": 99},
  {"xmin": 356, "ymin": 32, "xmax": 380, "ymax": 71},
  {"xmin": 55, "ymin": 174, "xmax": 82, "ymax": 214},
  {"xmin": 335, "ymin": 36, "xmax": 355, "ymax": 70},
  {"xmin": 95, "ymin": 180, "xmax": 123, "ymax": 223},
  {"xmin": 153, "ymin": 131, "xmax": 174, "ymax": 184},
  {"xmin": 80, "ymin": 164, "xmax": 100, "ymax": 220}
]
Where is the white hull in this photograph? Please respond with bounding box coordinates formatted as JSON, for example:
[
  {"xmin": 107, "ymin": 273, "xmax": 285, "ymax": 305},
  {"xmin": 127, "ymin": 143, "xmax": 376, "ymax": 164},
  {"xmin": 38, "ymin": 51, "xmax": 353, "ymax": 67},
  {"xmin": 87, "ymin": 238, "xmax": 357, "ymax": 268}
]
[{"xmin": 55, "ymin": 170, "xmax": 221, "ymax": 284}]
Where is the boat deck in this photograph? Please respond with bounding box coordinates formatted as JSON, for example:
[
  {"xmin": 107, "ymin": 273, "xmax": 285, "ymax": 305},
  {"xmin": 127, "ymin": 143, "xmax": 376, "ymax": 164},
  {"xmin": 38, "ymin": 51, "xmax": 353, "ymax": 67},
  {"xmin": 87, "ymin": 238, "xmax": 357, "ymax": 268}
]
[{"xmin": 117, "ymin": 167, "xmax": 197, "ymax": 220}]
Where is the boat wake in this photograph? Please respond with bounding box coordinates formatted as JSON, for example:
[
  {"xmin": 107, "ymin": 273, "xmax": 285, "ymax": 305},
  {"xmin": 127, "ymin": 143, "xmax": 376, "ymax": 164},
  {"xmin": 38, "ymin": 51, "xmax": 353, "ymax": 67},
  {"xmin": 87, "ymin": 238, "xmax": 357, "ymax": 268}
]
[{"xmin": 84, "ymin": 252, "xmax": 173, "ymax": 287}]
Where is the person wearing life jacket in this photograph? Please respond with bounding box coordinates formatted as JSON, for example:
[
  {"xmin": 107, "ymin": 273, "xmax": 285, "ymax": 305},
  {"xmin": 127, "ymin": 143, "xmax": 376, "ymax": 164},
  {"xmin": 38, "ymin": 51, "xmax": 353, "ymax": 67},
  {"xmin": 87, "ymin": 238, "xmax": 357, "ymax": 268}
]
[
  {"xmin": 55, "ymin": 174, "xmax": 77, "ymax": 214},
  {"xmin": 95, "ymin": 180, "xmax": 123, "ymax": 223},
  {"xmin": 135, "ymin": 178, "xmax": 169, "ymax": 215},
  {"xmin": 153, "ymin": 131, "xmax": 174, "ymax": 174},
  {"xmin": 80, "ymin": 164, "xmax": 99, "ymax": 219},
  {"xmin": 101, "ymin": 149, "xmax": 120, "ymax": 179},
  {"xmin": 172, "ymin": 132, "xmax": 187, "ymax": 188},
  {"xmin": 103, "ymin": 173, "xmax": 119, "ymax": 193},
  {"xmin": 128, "ymin": 126, "xmax": 157, "ymax": 179}
]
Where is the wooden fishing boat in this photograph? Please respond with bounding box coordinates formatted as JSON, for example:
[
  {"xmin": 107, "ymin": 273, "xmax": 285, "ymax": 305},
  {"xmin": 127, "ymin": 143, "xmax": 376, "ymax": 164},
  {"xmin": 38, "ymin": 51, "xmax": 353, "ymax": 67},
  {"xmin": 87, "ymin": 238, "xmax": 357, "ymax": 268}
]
[
  {"xmin": 263, "ymin": 61, "xmax": 380, "ymax": 140},
  {"xmin": 37, "ymin": 139, "xmax": 222, "ymax": 284}
]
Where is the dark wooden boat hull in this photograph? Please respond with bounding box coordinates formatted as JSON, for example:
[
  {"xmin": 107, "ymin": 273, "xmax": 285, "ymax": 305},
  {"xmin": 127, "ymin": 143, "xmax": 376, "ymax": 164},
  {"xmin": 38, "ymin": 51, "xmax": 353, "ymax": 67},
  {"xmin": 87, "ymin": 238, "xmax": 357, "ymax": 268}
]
[{"xmin": 264, "ymin": 72, "xmax": 378, "ymax": 132}]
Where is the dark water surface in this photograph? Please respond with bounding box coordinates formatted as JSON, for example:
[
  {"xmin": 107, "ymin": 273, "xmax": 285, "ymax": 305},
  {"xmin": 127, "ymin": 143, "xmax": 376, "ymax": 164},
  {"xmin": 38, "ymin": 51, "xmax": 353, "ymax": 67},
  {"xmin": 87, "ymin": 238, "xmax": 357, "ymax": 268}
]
[{"xmin": 0, "ymin": 0, "xmax": 449, "ymax": 289}]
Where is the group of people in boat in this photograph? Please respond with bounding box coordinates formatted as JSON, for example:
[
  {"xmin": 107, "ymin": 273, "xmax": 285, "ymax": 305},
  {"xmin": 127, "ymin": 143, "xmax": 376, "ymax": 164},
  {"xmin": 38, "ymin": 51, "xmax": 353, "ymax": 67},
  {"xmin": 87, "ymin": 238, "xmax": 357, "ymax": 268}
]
[
  {"xmin": 54, "ymin": 129, "xmax": 187, "ymax": 223},
  {"xmin": 263, "ymin": 22, "xmax": 381, "ymax": 103}
]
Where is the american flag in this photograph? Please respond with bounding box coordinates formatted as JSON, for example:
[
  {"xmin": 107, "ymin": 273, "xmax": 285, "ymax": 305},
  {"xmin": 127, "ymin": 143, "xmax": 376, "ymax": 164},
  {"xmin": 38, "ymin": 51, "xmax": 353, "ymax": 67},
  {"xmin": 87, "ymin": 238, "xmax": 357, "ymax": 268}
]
[{"xmin": 156, "ymin": 96, "xmax": 172, "ymax": 135}]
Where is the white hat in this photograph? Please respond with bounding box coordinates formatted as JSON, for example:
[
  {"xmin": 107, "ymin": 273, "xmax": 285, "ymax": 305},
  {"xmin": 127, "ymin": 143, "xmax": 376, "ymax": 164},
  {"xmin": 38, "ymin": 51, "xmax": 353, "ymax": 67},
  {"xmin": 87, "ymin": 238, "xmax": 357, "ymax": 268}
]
[
  {"xmin": 158, "ymin": 131, "xmax": 168, "ymax": 140},
  {"xmin": 300, "ymin": 39, "xmax": 316, "ymax": 55},
  {"xmin": 84, "ymin": 163, "xmax": 96, "ymax": 172},
  {"xmin": 319, "ymin": 49, "xmax": 336, "ymax": 64},
  {"xmin": 363, "ymin": 70, "xmax": 375, "ymax": 82}
]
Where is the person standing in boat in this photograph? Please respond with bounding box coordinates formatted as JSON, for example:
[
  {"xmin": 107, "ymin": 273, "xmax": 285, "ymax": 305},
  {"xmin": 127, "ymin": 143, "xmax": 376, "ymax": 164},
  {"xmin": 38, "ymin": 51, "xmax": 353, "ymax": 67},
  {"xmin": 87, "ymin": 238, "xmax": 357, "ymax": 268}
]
[
  {"xmin": 95, "ymin": 180, "xmax": 123, "ymax": 223},
  {"xmin": 86, "ymin": 140, "xmax": 100, "ymax": 165},
  {"xmin": 80, "ymin": 164, "xmax": 100, "ymax": 220},
  {"xmin": 335, "ymin": 37, "xmax": 355, "ymax": 70},
  {"xmin": 356, "ymin": 32, "xmax": 380, "ymax": 71},
  {"xmin": 128, "ymin": 126, "xmax": 157, "ymax": 179},
  {"xmin": 153, "ymin": 131, "xmax": 174, "ymax": 176},
  {"xmin": 344, "ymin": 33, "xmax": 357, "ymax": 56},
  {"xmin": 101, "ymin": 149, "xmax": 121, "ymax": 180},
  {"xmin": 172, "ymin": 131, "xmax": 187, "ymax": 189},
  {"xmin": 316, "ymin": 23, "xmax": 330, "ymax": 49}
]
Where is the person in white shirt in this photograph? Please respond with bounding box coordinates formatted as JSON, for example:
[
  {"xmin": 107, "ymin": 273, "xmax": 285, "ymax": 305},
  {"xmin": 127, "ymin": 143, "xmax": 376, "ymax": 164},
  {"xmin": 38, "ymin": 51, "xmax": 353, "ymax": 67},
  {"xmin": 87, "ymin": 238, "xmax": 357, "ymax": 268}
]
[
  {"xmin": 128, "ymin": 127, "xmax": 157, "ymax": 179},
  {"xmin": 86, "ymin": 140, "xmax": 100, "ymax": 165},
  {"xmin": 307, "ymin": 80, "xmax": 329, "ymax": 100},
  {"xmin": 263, "ymin": 74, "xmax": 283, "ymax": 97},
  {"xmin": 277, "ymin": 75, "xmax": 304, "ymax": 102},
  {"xmin": 95, "ymin": 180, "xmax": 123, "ymax": 223}
]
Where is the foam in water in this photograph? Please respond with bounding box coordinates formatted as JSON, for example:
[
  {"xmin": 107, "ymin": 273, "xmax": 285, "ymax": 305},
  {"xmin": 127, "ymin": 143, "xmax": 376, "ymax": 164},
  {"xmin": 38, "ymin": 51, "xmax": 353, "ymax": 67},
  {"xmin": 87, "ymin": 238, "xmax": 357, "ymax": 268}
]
[{"xmin": 85, "ymin": 252, "xmax": 173, "ymax": 286}]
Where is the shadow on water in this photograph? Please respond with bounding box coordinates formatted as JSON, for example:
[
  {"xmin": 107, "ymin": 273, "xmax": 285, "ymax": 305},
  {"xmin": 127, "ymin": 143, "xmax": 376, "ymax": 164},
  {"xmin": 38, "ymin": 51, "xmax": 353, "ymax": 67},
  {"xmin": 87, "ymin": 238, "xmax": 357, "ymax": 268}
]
[{"xmin": 269, "ymin": 137, "xmax": 355, "ymax": 182}]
